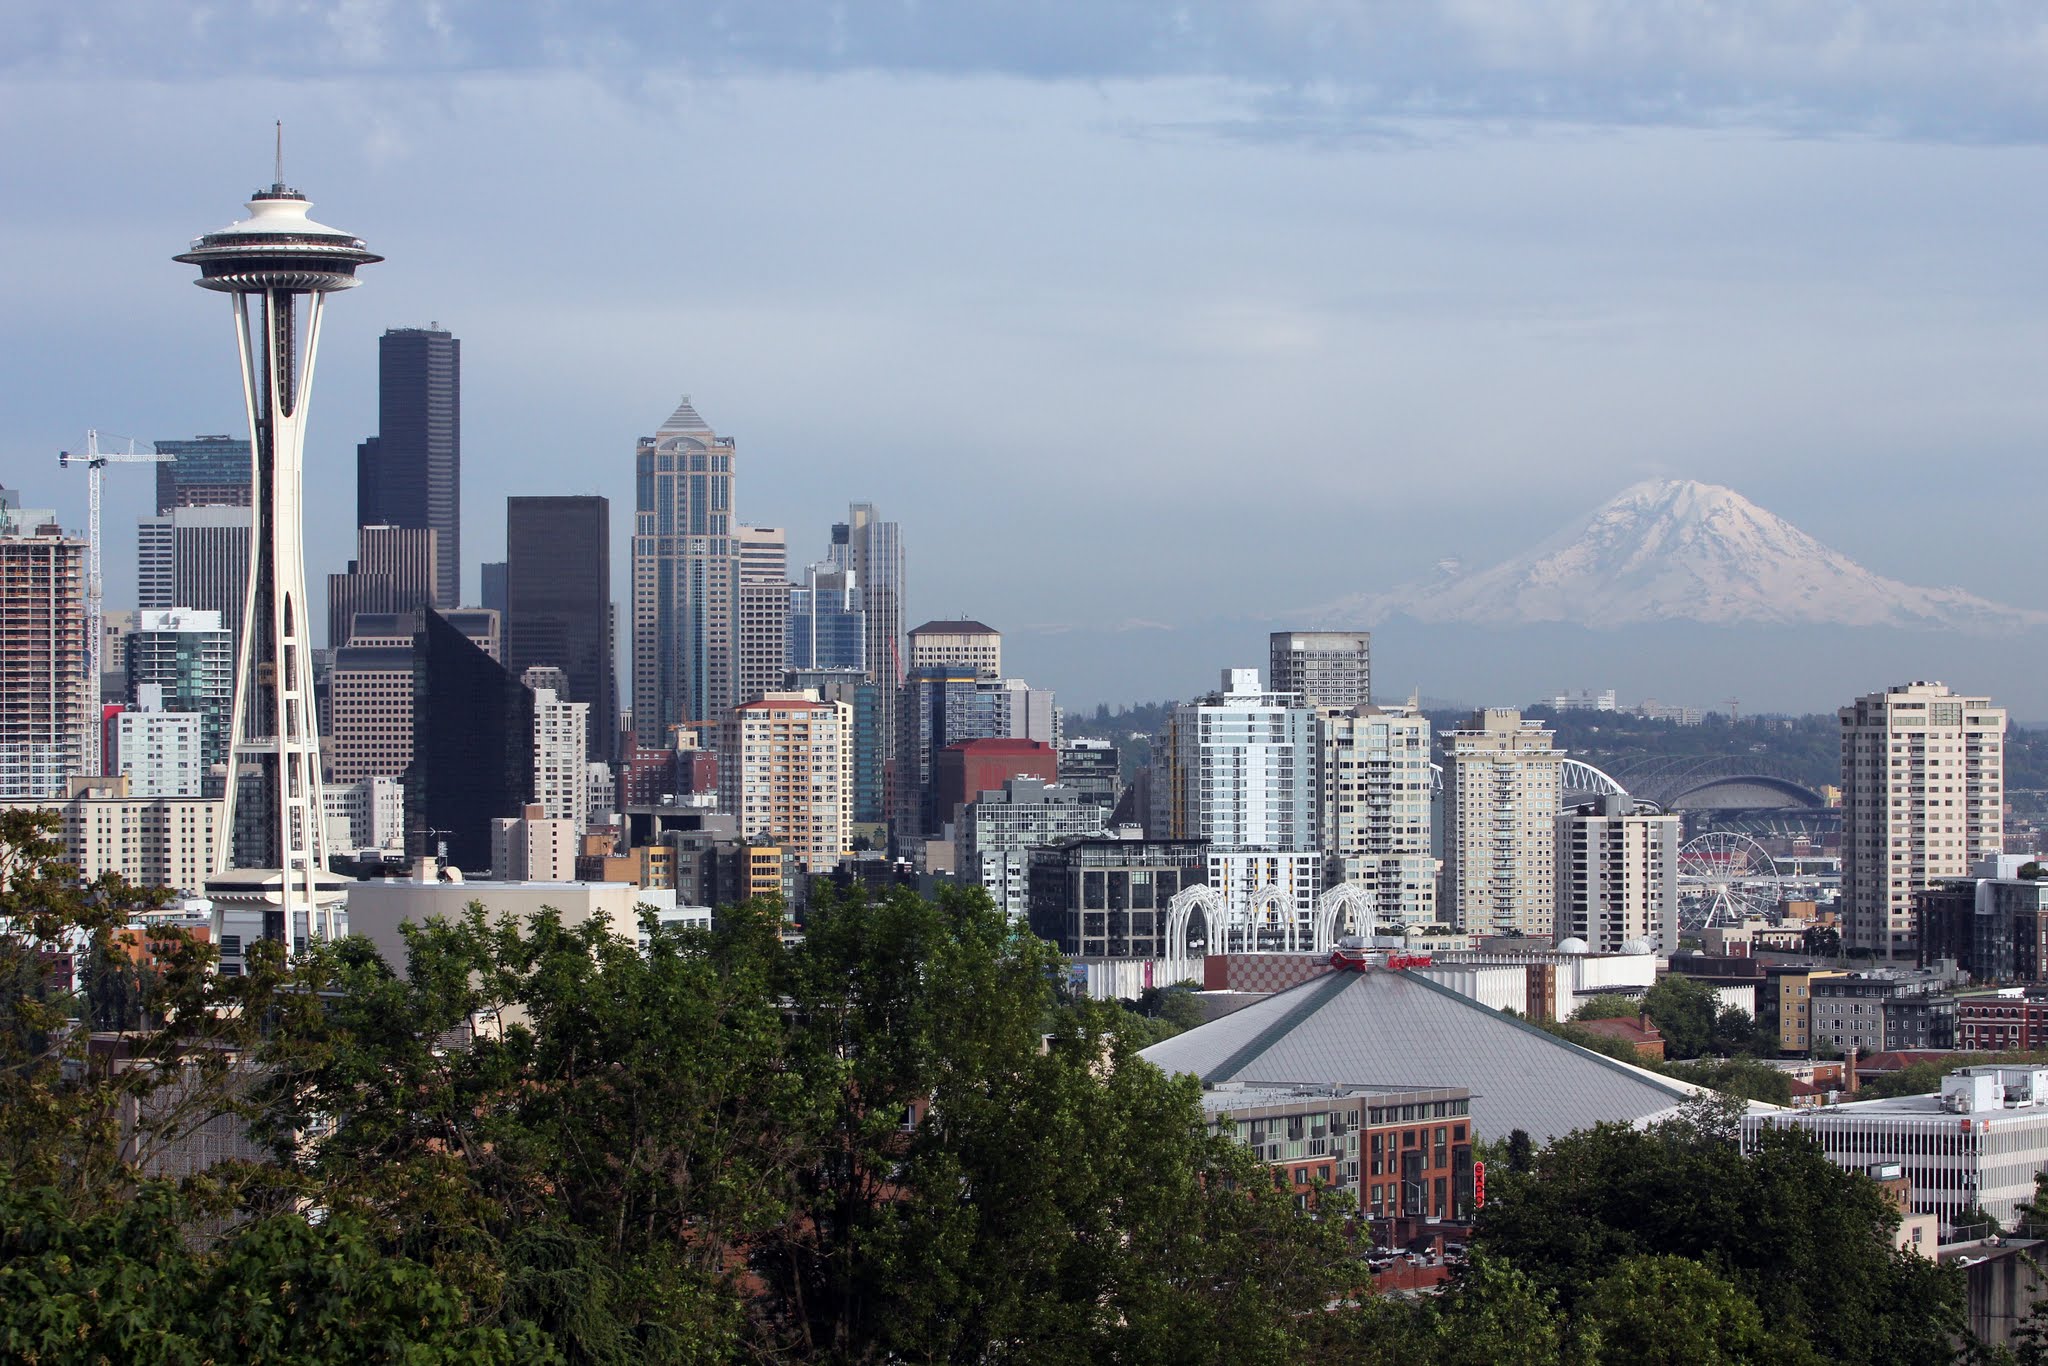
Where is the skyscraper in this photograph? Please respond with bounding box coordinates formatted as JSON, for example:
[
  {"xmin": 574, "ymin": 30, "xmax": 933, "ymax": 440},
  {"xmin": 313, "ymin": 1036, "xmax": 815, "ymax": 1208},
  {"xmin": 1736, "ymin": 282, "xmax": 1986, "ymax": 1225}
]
[
  {"xmin": 828, "ymin": 503, "xmax": 905, "ymax": 802},
  {"xmin": 325, "ymin": 524, "xmax": 437, "ymax": 648},
  {"xmin": 1318, "ymin": 702, "xmax": 1436, "ymax": 930},
  {"xmin": 506, "ymin": 496, "xmax": 616, "ymax": 761},
  {"xmin": 719, "ymin": 690, "xmax": 852, "ymax": 874},
  {"xmin": 787, "ymin": 564, "xmax": 866, "ymax": 673},
  {"xmin": 152, "ymin": 434, "xmax": 252, "ymax": 512},
  {"xmin": 1269, "ymin": 631, "xmax": 1371, "ymax": 711},
  {"xmin": 631, "ymin": 398, "xmax": 737, "ymax": 748},
  {"xmin": 1555, "ymin": 797, "xmax": 1679, "ymax": 953},
  {"xmin": 176, "ymin": 159, "xmax": 379, "ymax": 942},
  {"xmin": 357, "ymin": 327, "xmax": 460, "ymax": 609},
  {"xmin": 0, "ymin": 495, "xmax": 90, "ymax": 799},
  {"xmin": 137, "ymin": 505, "xmax": 252, "ymax": 628},
  {"xmin": 1840, "ymin": 681, "xmax": 2006, "ymax": 958},
  {"xmin": 408, "ymin": 609, "xmax": 534, "ymax": 872},
  {"xmin": 735, "ymin": 524, "xmax": 789, "ymax": 707},
  {"xmin": 1441, "ymin": 708, "xmax": 1563, "ymax": 937},
  {"xmin": 124, "ymin": 608, "xmax": 233, "ymax": 779}
]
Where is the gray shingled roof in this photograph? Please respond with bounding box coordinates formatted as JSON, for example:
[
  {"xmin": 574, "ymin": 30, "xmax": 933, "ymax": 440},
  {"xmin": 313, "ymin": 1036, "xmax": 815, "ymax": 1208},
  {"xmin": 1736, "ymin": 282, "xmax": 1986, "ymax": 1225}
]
[{"xmin": 1139, "ymin": 966, "xmax": 1702, "ymax": 1144}]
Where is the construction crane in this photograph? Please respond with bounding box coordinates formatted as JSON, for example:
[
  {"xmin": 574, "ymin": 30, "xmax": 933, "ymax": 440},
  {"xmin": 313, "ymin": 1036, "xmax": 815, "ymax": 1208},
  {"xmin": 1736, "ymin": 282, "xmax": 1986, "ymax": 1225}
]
[{"xmin": 57, "ymin": 430, "xmax": 172, "ymax": 773}]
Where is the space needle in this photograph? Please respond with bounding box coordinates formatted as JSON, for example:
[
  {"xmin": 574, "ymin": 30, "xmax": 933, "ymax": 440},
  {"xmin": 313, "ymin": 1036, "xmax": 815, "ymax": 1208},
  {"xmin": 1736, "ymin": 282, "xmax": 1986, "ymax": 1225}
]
[{"xmin": 176, "ymin": 133, "xmax": 380, "ymax": 951}]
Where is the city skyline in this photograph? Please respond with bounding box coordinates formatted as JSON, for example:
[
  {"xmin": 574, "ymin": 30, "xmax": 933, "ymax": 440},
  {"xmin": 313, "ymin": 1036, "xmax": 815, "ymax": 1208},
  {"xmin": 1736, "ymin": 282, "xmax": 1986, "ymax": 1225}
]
[{"xmin": 7, "ymin": 7, "xmax": 2048, "ymax": 715}]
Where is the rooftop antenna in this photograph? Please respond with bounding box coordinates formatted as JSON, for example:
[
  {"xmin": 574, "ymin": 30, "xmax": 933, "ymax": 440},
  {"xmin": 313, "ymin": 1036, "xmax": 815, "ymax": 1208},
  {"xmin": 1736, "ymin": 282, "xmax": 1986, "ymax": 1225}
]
[{"xmin": 273, "ymin": 120, "xmax": 284, "ymax": 189}]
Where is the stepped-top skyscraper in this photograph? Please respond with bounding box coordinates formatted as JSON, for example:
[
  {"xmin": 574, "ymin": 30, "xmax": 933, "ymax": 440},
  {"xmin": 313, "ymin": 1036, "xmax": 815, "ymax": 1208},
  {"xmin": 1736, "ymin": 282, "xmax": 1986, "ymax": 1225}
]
[
  {"xmin": 176, "ymin": 148, "xmax": 379, "ymax": 948},
  {"xmin": 632, "ymin": 398, "xmax": 738, "ymax": 748},
  {"xmin": 357, "ymin": 326, "xmax": 460, "ymax": 608}
]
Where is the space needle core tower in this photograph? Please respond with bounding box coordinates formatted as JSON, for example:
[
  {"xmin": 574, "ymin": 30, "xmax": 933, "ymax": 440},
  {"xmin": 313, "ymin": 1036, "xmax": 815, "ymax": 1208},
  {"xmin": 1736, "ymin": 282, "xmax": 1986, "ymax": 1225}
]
[{"xmin": 176, "ymin": 141, "xmax": 380, "ymax": 951}]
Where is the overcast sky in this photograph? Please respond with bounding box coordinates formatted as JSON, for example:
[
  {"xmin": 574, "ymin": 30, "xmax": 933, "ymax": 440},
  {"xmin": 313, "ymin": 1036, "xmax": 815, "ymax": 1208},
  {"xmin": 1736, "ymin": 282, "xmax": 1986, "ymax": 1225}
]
[{"xmin": 4, "ymin": 3, "xmax": 2046, "ymax": 710}]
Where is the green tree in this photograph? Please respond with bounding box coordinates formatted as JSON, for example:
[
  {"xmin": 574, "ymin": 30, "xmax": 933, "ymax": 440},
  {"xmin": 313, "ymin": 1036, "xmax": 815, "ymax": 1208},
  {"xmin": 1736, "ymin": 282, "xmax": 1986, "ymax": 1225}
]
[
  {"xmin": 1474, "ymin": 1104, "xmax": 1965, "ymax": 1362},
  {"xmin": 1661, "ymin": 1057, "xmax": 1794, "ymax": 1105},
  {"xmin": 1571, "ymin": 1254, "xmax": 1810, "ymax": 1364},
  {"xmin": 1642, "ymin": 974, "xmax": 1719, "ymax": 1059},
  {"xmin": 1568, "ymin": 994, "xmax": 1641, "ymax": 1023}
]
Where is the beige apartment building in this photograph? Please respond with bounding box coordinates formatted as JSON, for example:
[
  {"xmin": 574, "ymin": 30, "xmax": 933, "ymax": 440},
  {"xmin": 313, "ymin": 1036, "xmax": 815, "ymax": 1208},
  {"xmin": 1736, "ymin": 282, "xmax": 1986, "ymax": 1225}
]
[
  {"xmin": 718, "ymin": 691, "xmax": 853, "ymax": 874},
  {"xmin": 1441, "ymin": 709, "xmax": 1563, "ymax": 938},
  {"xmin": 5, "ymin": 777, "xmax": 221, "ymax": 894},
  {"xmin": 1841, "ymin": 681, "xmax": 2005, "ymax": 958},
  {"xmin": 908, "ymin": 619, "xmax": 1001, "ymax": 679},
  {"xmin": 1555, "ymin": 797, "xmax": 1680, "ymax": 953},
  {"xmin": 1319, "ymin": 702, "xmax": 1437, "ymax": 930}
]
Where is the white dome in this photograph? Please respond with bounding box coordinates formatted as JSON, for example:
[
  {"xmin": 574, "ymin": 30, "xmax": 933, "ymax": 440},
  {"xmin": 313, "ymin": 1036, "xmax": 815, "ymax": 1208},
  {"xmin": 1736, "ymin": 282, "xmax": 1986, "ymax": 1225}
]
[
  {"xmin": 1620, "ymin": 938, "xmax": 1654, "ymax": 956},
  {"xmin": 1555, "ymin": 937, "xmax": 1591, "ymax": 954}
]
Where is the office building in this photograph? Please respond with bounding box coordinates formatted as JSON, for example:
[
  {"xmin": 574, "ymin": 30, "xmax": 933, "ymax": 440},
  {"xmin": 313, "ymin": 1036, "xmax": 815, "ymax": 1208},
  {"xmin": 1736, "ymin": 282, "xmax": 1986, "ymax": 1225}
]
[
  {"xmin": 527, "ymin": 671, "xmax": 591, "ymax": 832},
  {"xmin": 356, "ymin": 327, "xmax": 460, "ymax": 608},
  {"xmin": 480, "ymin": 560, "xmax": 507, "ymax": 618},
  {"xmin": 787, "ymin": 563, "xmax": 866, "ymax": 673},
  {"xmin": 407, "ymin": 609, "xmax": 534, "ymax": 871},
  {"xmin": 124, "ymin": 608, "xmax": 233, "ymax": 778},
  {"xmin": 1027, "ymin": 836, "xmax": 1208, "ymax": 958},
  {"xmin": 1319, "ymin": 703, "xmax": 1436, "ymax": 931},
  {"xmin": 632, "ymin": 397, "xmax": 738, "ymax": 747},
  {"xmin": 323, "ymin": 774, "xmax": 405, "ymax": 853},
  {"xmin": 828, "ymin": 503, "xmax": 906, "ymax": 814},
  {"xmin": 1841, "ymin": 682, "xmax": 2006, "ymax": 957},
  {"xmin": 718, "ymin": 691, "xmax": 852, "ymax": 874},
  {"xmin": 112, "ymin": 688, "xmax": 204, "ymax": 798},
  {"xmin": 956, "ymin": 777, "xmax": 1105, "ymax": 921},
  {"xmin": 328, "ymin": 639, "xmax": 416, "ymax": 786},
  {"xmin": 1958, "ymin": 993, "xmax": 2048, "ymax": 1052},
  {"xmin": 1918, "ymin": 870, "xmax": 2048, "ymax": 984},
  {"xmin": 909, "ymin": 619, "xmax": 1001, "ymax": 678},
  {"xmin": 325, "ymin": 524, "xmax": 438, "ymax": 649},
  {"xmin": 1555, "ymin": 797, "xmax": 1679, "ymax": 953},
  {"xmin": 932, "ymin": 737, "xmax": 1059, "ymax": 829},
  {"xmin": 152, "ymin": 434, "xmax": 252, "ymax": 511},
  {"xmin": 735, "ymin": 524, "xmax": 789, "ymax": 706},
  {"xmin": 1269, "ymin": 630, "xmax": 1371, "ymax": 710},
  {"xmin": 1746, "ymin": 1068, "xmax": 2048, "ymax": 1238},
  {"xmin": 0, "ymin": 500, "xmax": 91, "ymax": 799},
  {"xmin": 897, "ymin": 665, "xmax": 1019, "ymax": 838},
  {"xmin": 1441, "ymin": 709, "xmax": 1563, "ymax": 937},
  {"xmin": 136, "ymin": 504, "xmax": 251, "ymax": 630},
  {"xmin": 506, "ymin": 495, "xmax": 616, "ymax": 761}
]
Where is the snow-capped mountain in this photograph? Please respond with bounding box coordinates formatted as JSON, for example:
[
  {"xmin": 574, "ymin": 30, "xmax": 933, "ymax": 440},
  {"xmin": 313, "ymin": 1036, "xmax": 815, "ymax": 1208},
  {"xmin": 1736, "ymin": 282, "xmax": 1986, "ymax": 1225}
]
[{"xmin": 1326, "ymin": 479, "xmax": 2046, "ymax": 632}]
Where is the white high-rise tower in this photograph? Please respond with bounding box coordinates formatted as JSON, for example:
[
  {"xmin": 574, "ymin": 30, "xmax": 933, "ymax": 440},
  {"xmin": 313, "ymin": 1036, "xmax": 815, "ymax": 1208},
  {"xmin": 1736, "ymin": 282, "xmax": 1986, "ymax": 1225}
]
[{"xmin": 176, "ymin": 142, "xmax": 380, "ymax": 950}]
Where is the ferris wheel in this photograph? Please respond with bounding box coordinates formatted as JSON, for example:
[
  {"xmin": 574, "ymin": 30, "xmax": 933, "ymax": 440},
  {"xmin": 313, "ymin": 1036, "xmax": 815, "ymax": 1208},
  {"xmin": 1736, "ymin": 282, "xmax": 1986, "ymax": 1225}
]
[{"xmin": 1676, "ymin": 832, "xmax": 1783, "ymax": 931}]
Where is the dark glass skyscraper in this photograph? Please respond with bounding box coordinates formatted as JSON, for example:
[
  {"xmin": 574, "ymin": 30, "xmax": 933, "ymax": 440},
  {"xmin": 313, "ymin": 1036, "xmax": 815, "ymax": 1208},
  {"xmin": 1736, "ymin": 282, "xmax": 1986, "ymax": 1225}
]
[
  {"xmin": 506, "ymin": 495, "xmax": 617, "ymax": 761},
  {"xmin": 357, "ymin": 327, "xmax": 460, "ymax": 609},
  {"xmin": 407, "ymin": 608, "xmax": 532, "ymax": 872}
]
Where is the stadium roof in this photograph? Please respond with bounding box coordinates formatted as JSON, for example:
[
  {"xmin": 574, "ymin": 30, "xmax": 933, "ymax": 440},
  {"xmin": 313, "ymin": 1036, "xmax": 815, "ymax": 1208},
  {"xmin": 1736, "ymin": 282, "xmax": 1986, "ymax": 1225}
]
[{"xmin": 1140, "ymin": 965, "xmax": 1706, "ymax": 1144}]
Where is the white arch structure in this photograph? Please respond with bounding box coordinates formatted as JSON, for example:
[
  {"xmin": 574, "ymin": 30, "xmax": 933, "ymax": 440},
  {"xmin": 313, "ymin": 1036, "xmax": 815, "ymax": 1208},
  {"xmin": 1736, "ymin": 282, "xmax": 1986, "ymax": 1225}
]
[
  {"xmin": 1163, "ymin": 879, "xmax": 1396, "ymax": 974},
  {"xmin": 1561, "ymin": 758, "xmax": 1632, "ymax": 801}
]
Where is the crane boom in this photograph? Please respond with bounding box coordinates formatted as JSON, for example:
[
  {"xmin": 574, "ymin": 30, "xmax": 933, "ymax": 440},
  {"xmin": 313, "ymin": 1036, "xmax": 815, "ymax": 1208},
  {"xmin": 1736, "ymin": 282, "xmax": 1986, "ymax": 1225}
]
[{"xmin": 56, "ymin": 429, "xmax": 173, "ymax": 774}]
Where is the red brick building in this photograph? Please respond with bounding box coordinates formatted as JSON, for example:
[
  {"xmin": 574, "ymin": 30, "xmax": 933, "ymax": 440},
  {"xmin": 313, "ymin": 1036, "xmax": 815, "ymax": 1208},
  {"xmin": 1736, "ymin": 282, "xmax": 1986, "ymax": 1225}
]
[
  {"xmin": 1958, "ymin": 995, "xmax": 2048, "ymax": 1053},
  {"xmin": 1203, "ymin": 1082, "xmax": 1476, "ymax": 1223}
]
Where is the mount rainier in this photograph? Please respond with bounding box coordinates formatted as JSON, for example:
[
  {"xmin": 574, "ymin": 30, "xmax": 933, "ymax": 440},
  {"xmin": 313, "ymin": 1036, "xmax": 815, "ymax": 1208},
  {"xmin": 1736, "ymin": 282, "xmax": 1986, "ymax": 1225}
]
[{"xmin": 1326, "ymin": 479, "xmax": 2046, "ymax": 633}]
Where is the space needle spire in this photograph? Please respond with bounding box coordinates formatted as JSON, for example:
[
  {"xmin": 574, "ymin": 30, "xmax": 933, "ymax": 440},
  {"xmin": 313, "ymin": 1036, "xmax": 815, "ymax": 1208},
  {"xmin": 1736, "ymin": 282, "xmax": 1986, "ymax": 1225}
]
[{"xmin": 176, "ymin": 147, "xmax": 381, "ymax": 952}]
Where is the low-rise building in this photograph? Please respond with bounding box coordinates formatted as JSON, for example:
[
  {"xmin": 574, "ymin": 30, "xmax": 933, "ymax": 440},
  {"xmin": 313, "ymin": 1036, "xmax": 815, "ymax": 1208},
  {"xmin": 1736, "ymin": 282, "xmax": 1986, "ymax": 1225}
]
[
  {"xmin": 1027, "ymin": 836, "xmax": 1207, "ymax": 958},
  {"xmin": 955, "ymin": 777, "xmax": 1105, "ymax": 921},
  {"xmin": 1958, "ymin": 991, "xmax": 2048, "ymax": 1053},
  {"xmin": 1745, "ymin": 1066, "xmax": 2048, "ymax": 1238},
  {"xmin": 1202, "ymin": 1082, "xmax": 1476, "ymax": 1220},
  {"xmin": 1919, "ymin": 875, "xmax": 2048, "ymax": 984},
  {"xmin": 1811, "ymin": 970, "xmax": 1957, "ymax": 1054}
]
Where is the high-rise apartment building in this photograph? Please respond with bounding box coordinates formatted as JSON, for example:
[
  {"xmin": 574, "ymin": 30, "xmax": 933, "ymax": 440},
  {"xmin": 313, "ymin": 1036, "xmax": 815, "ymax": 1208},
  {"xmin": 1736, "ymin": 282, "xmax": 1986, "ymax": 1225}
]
[
  {"xmin": 0, "ymin": 499, "xmax": 90, "ymax": 799},
  {"xmin": 632, "ymin": 398, "xmax": 738, "ymax": 748},
  {"xmin": 11, "ymin": 776, "xmax": 220, "ymax": 893},
  {"xmin": 357, "ymin": 327, "xmax": 460, "ymax": 609},
  {"xmin": 787, "ymin": 668, "xmax": 885, "ymax": 830},
  {"xmin": 787, "ymin": 564, "xmax": 867, "ymax": 674},
  {"xmin": 1555, "ymin": 797, "xmax": 1679, "ymax": 953},
  {"xmin": 1269, "ymin": 631, "xmax": 1371, "ymax": 711},
  {"xmin": 124, "ymin": 608, "xmax": 233, "ymax": 778},
  {"xmin": 1319, "ymin": 703, "xmax": 1436, "ymax": 930},
  {"xmin": 326, "ymin": 524, "xmax": 438, "ymax": 649},
  {"xmin": 718, "ymin": 691, "xmax": 852, "ymax": 874},
  {"xmin": 1841, "ymin": 681, "xmax": 2006, "ymax": 957},
  {"xmin": 1441, "ymin": 709, "xmax": 1563, "ymax": 937},
  {"xmin": 735, "ymin": 524, "xmax": 789, "ymax": 707},
  {"xmin": 527, "ymin": 673, "xmax": 591, "ymax": 833},
  {"xmin": 909, "ymin": 619, "xmax": 1001, "ymax": 679},
  {"xmin": 152, "ymin": 434, "xmax": 252, "ymax": 512},
  {"xmin": 506, "ymin": 496, "xmax": 617, "ymax": 761}
]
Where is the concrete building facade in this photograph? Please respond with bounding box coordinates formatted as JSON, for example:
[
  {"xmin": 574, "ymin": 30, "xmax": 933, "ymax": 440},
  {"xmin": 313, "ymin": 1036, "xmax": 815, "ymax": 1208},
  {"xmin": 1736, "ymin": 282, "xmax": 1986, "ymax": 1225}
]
[
  {"xmin": 953, "ymin": 776, "xmax": 1106, "ymax": 921},
  {"xmin": 717, "ymin": 691, "xmax": 853, "ymax": 874},
  {"xmin": 908, "ymin": 619, "xmax": 1001, "ymax": 679},
  {"xmin": 1841, "ymin": 682, "xmax": 2006, "ymax": 957},
  {"xmin": 1319, "ymin": 703, "xmax": 1435, "ymax": 930},
  {"xmin": 1554, "ymin": 797, "xmax": 1680, "ymax": 953},
  {"xmin": 1268, "ymin": 630, "xmax": 1371, "ymax": 711},
  {"xmin": 0, "ymin": 504, "xmax": 90, "ymax": 799},
  {"xmin": 1441, "ymin": 709, "xmax": 1563, "ymax": 938}
]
